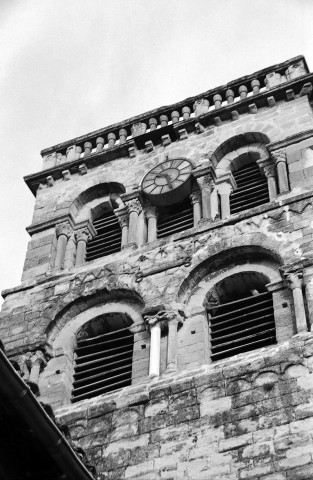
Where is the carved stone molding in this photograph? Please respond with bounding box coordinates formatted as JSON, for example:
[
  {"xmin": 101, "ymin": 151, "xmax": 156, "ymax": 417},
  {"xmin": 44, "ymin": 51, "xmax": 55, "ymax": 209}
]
[
  {"xmin": 75, "ymin": 228, "xmax": 90, "ymax": 244},
  {"xmin": 55, "ymin": 222, "xmax": 72, "ymax": 239},
  {"xmin": 272, "ymin": 148, "xmax": 287, "ymax": 165},
  {"xmin": 144, "ymin": 205, "xmax": 158, "ymax": 220},
  {"xmin": 126, "ymin": 198, "xmax": 142, "ymax": 215},
  {"xmin": 263, "ymin": 164, "xmax": 276, "ymax": 179}
]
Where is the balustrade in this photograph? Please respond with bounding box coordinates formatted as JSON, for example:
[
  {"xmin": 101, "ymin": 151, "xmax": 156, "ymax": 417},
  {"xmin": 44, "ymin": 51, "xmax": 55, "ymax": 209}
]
[{"xmin": 40, "ymin": 56, "xmax": 309, "ymax": 170}]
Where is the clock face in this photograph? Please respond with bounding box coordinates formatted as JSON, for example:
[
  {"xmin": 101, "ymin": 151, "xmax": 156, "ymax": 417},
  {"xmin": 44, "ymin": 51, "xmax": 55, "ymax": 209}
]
[{"xmin": 141, "ymin": 158, "xmax": 192, "ymax": 196}]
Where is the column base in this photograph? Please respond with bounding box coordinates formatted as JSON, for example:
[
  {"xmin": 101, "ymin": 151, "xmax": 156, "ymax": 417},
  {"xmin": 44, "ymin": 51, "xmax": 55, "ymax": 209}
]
[{"xmin": 122, "ymin": 242, "xmax": 138, "ymax": 250}]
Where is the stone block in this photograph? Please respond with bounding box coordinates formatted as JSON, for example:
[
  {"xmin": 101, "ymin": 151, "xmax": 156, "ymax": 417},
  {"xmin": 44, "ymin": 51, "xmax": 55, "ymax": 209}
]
[
  {"xmin": 161, "ymin": 134, "xmax": 171, "ymax": 147},
  {"xmin": 178, "ymin": 129, "xmax": 188, "ymax": 140},
  {"xmin": 219, "ymin": 433, "xmax": 253, "ymax": 452},
  {"xmin": 145, "ymin": 140, "xmax": 154, "ymax": 152}
]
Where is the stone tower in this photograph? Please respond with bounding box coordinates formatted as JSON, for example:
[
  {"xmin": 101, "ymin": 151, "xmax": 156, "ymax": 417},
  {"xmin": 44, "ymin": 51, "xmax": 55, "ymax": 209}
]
[{"xmin": 2, "ymin": 55, "xmax": 313, "ymax": 479}]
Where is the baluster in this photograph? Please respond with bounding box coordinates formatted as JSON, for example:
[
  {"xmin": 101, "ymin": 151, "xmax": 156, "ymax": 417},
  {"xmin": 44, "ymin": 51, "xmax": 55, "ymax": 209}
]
[
  {"xmin": 149, "ymin": 118, "xmax": 158, "ymax": 131},
  {"xmin": 171, "ymin": 111, "xmax": 180, "ymax": 124},
  {"xmin": 160, "ymin": 115, "xmax": 168, "ymax": 127},
  {"xmin": 119, "ymin": 129, "xmax": 127, "ymax": 144},
  {"xmin": 238, "ymin": 85, "xmax": 248, "ymax": 99},
  {"xmin": 251, "ymin": 79, "xmax": 260, "ymax": 95},
  {"xmin": 96, "ymin": 137, "xmax": 104, "ymax": 152},
  {"xmin": 182, "ymin": 106, "xmax": 191, "ymax": 120},
  {"xmin": 107, "ymin": 132, "xmax": 116, "ymax": 148},
  {"xmin": 226, "ymin": 89, "xmax": 234, "ymax": 104},
  {"xmin": 84, "ymin": 142, "xmax": 92, "ymax": 157},
  {"xmin": 213, "ymin": 94, "xmax": 222, "ymax": 109}
]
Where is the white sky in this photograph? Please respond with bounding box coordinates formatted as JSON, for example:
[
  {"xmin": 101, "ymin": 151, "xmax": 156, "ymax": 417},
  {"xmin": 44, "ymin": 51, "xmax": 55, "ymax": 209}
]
[{"xmin": 0, "ymin": 0, "xmax": 312, "ymax": 303}]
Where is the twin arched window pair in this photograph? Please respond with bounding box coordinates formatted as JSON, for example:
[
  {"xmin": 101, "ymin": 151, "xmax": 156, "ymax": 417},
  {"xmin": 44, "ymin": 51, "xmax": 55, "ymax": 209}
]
[
  {"xmin": 71, "ymin": 268, "xmax": 277, "ymax": 403},
  {"xmin": 87, "ymin": 160, "xmax": 269, "ymax": 262}
]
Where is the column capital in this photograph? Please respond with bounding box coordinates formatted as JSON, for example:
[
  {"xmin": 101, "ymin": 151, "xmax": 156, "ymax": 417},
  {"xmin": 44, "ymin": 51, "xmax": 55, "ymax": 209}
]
[
  {"xmin": 285, "ymin": 271, "xmax": 303, "ymax": 290},
  {"xmin": 263, "ymin": 164, "xmax": 276, "ymax": 179},
  {"xmin": 144, "ymin": 205, "xmax": 158, "ymax": 220},
  {"xmin": 143, "ymin": 308, "xmax": 184, "ymax": 330},
  {"xmin": 215, "ymin": 172, "xmax": 237, "ymax": 193},
  {"xmin": 55, "ymin": 222, "xmax": 72, "ymax": 239},
  {"xmin": 197, "ymin": 174, "xmax": 215, "ymax": 191},
  {"xmin": 29, "ymin": 350, "xmax": 47, "ymax": 370},
  {"xmin": 125, "ymin": 198, "xmax": 142, "ymax": 215},
  {"xmin": 272, "ymin": 148, "xmax": 287, "ymax": 164},
  {"xmin": 190, "ymin": 189, "xmax": 201, "ymax": 205},
  {"xmin": 114, "ymin": 207, "xmax": 129, "ymax": 228},
  {"xmin": 74, "ymin": 228, "xmax": 90, "ymax": 244}
]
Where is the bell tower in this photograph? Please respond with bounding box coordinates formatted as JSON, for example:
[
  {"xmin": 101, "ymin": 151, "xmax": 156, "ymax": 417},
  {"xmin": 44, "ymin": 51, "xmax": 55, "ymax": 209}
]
[{"xmin": 2, "ymin": 56, "xmax": 313, "ymax": 479}]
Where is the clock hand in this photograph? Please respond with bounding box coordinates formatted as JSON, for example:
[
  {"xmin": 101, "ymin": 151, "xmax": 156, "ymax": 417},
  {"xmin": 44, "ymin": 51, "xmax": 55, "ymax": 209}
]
[{"xmin": 156, "ymin": 173, "xmax": 173, "ymax": 190}]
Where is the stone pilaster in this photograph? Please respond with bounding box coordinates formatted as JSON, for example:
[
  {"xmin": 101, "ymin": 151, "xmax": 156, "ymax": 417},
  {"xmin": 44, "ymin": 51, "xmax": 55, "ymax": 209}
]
[
  {"xmin": 115, "ymin": 208, "xmax": 129, "ymax": 248},
  {"xmin": 125, "ymin": 197, "xmax": 142, "ymax": 248},
  {"xmin": 190, "ymin": 189, "xmax": 202, "ymax": 226},
  {"xmin": 263, "ymin": 164, "xmax": 278, "ymax": 200},
  {"xmin": 144, "ymin": 205, "xmax": 158, "ymax": 243},
  {"xmin": 215, "ymin": 173, "xmax": 236, "ymax": 219},
  {"xmin": 74, "ymin": 228, "xmax": 90, "ymax": 266},
  {"xmin": 55, "ymin": 222, "xmax": 72, "ymax": 269},
  {"xmin": 284, "ymin": 271, "xmax": 308, "ymax": 333},
  {"xmin": 272, "ymin": 148, "xmax": 289, "ymax": 194}
]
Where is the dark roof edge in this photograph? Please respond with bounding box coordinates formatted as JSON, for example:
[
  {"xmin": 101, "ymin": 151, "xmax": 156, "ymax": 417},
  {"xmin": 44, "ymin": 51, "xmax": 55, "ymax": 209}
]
[
  {"xmin": 41, "ymin": 55, "xmax": 306, "ymax": 155},
  {"xmin": 0, "ymin": 347, "xmax": 95, "ymax": 480}
]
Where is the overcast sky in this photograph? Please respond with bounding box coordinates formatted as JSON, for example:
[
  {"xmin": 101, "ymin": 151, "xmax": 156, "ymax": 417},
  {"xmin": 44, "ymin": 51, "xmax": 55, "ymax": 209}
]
[{"xmin": 0, "ymin": 0, "xmax": 312, "ymax": 303}]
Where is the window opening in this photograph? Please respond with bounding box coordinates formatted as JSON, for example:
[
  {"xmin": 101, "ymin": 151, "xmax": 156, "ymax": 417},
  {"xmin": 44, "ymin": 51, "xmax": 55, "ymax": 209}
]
[
  {"xmin": 206, "ymin": 272, "xmax": 276, "ymax": 362},
  {"xmin": 157, "ymin": 197, "xmax": 193, "ymax": 238},
  {"xmin": 72, "ymin": 314, "xmax": 133, "ymax": 403},
  {"xmin": 230, "ymin": 162, "xmax": 269, "ymax": 214},
  {"xmin": 86, "ymin": 210, "xmax": 121, "ymax": 261}
]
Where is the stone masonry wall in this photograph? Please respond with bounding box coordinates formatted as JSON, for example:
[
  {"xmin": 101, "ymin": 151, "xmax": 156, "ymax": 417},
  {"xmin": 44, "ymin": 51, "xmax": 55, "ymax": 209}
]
[
  {"xmin": 56, "ymin": 334, "xmax": 313, "ymax": 480},
  {"xmin": 1, "ymin": 67, "xmax": 313, "ymax": 480}
]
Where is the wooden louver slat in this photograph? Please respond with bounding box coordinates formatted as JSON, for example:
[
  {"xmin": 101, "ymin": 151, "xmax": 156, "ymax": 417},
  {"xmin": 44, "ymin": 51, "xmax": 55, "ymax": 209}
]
[
  {"xmin": 72, "ymin": 328, "xmax": 133, "ymax": 403},
  {"xmin": 230, "ymin": 162, "xmax": 270, "ymax": 214},
  {"xmin": 207, "ymin": 291, "xmax": 276, "ymax": 361},
  {"xmin": 157, "ymin": 198, "xmax": 194, "ymax": 238},
  {"xmin": 86, "ymin": 210, "xmax": 121, "ymax": 261}
]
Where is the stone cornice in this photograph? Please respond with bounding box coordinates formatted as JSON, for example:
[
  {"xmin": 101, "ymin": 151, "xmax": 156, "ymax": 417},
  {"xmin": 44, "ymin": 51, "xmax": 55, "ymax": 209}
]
[
  {"xmin": 267, "ymin": 128, "xmax": 313, "ymax": 152},
  {"xmin": 40, "ymin": 55, "xmax": 307, "ymax": 156},
  {"xmin": 5, "ymin": 188, "xmax": 313, "ymax": 300},
  {"xmin": 26, "ymin": 214, "xmax": 75, "ymax": 235}
]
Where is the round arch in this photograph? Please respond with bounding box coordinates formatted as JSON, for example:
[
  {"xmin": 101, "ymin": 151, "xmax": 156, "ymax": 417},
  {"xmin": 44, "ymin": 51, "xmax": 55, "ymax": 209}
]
[
  {"xmin": 211, "ymin": 132, "xmax": 270, "ymax": 166},
  {"xmin": 52, "ymin": 301, "xmax": 143, "ymax": 354},
  {"xmin": 46, "ymin": 288, "xmax": 145, "ymax": 345},
  {"xmin": 69, "ymin": 182, "xmax": 125, "ymax": 223},
  {"xmin": 215, "ymin": 143, "xmax": 269, "ymax": 177},
  {"xmin": 177, "ymin": 242, "xmax": 284, "ymax": 307}
]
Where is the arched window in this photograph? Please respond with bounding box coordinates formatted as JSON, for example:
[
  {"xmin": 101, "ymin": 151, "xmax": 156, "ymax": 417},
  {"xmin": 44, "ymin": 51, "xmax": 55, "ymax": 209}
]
[
  {"xmin": 72, "ymin": 313, "xmax": 134, "ymax": 403},
  {"xmin": 206, "ymin": 271, "xmax": 276, "ymax": 362},
  {"xmin": 86, "ymin": 209, "xmax": 122, "ymax": 261},
  {"xmin": 157, "ymin": 197, "xmax": 194, "ymax": 238},
  {"xmin": 230, "ymin": 162, "xmax": 269, "ymax": 214}
]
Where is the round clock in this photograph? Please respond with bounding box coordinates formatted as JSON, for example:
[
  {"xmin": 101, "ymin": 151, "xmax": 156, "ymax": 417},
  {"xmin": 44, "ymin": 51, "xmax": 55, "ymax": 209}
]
[{"xmin": 141, "ymin": 158, "xmax": 193, "ymax": 206}]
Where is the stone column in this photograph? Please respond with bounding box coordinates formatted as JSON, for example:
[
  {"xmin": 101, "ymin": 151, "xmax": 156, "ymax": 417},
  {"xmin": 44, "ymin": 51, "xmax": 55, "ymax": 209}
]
[
  {"xmin": 286, "ymin": 272, "xmax": 308, "ymax": 333},
  {"xmin": 115, "ymin": 209, "xmax": 129, "ymax": 248},
  {"xmin": 125, "ymin": 199, "xmax": 142, "ymax": 248},
  {"xmin": 263, "ymin": 164, "xmax": 278, "ymax": 200},
  {"xmin": 215, "ymin": 173, "xmax": 236, "ymax": 220},
  {"xmin": 165, "ymin": 311, "xmax": 184, "ymax": 373},
  {"xmin": 272, "ymin": 148, "xmax": 289, "ymax": 194},
  {"xmin": 144, "ymin": 314, "xmax": 163, "ymax": 378},
  {"xmin": 55, "ymin": 222, "xmax": 72, "ymax": 268},
  {"xmin": 216, "ymin": 183, "xmax": 232, "ymax": 219},
  {"xmin": 145, "ymin": 206, "xmax": 158, "ymax": 243},
  {"xmin": 197, "ymin": 175, "xmax": 214, "ymax": 220},
  {"xmin": 29, "ymin": 350, "xmax": 47, "ymax": 386},
  {"xmin": 190, "ymin": 189, "xmax": 202, "ymax": 226},
  {"xmin": 74, "ymin": 228, "xmax": 89, "ymax": 266}
]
